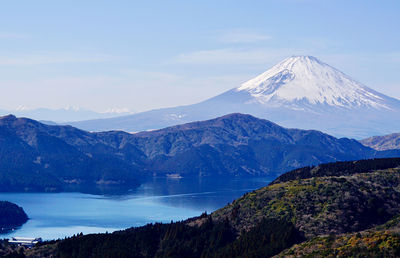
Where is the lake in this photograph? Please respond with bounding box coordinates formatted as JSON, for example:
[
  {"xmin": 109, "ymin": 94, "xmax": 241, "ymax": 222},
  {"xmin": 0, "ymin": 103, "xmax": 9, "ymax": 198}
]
[{"xmin": 0, "ymin": 177, "xmax": 271, "ymax": 240}]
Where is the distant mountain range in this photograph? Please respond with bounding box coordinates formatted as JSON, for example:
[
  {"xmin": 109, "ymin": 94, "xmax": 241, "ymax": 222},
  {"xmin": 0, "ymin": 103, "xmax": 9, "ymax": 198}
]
[
  {"xmin": 361, "ymin": 132, "xmax": 400, "ymax": 151},
  {"xmin": 0, "ymin": 113, "xmax": 399, "ymax": 193},
  {"xmin": 0, "ymin": 107, "xmax": 132, "ymax": 122},
  {"xmin": 68, "ymin": 56, "xmax": 400, "ymax": 138}
]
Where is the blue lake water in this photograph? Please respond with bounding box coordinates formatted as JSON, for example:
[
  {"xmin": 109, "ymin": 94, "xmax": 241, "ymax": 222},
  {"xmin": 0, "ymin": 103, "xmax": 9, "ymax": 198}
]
[{"xmin": 0, "ymin": 177, "xmax": 271, "ymax": 240}]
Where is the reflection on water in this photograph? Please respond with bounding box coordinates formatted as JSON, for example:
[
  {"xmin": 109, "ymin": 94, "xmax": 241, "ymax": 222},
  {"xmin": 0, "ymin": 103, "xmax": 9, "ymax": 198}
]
[
  {"xmin": 135, "ymin": 177, "xmax": 271, "ymax": 210},
  {"xmin": 0, "ymin": 176, "xmax": 271, "ymax": 240}
]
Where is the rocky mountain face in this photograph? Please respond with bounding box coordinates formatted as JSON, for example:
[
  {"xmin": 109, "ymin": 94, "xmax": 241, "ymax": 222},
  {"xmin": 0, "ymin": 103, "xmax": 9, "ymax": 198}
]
[
  {"xmin": 361, "ymin": 132, "xmax": 400, "ymax": 151},
  {"xmin": 69, "ymin": 56, "xmax": 400, "ymax": 139},
  {"xmin": 1, "ymin": 113, "xmax": 398, "ymax": 192},
  {"xmin": 13, "ymin": 158, "xmax": 400, "ymax": 257}
]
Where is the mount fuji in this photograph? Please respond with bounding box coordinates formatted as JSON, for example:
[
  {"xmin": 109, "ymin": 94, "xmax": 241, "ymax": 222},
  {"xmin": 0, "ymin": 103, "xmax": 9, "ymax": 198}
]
[{"xmin": 69, "ymin": 56, "xmax": 400, "ymax": 138}]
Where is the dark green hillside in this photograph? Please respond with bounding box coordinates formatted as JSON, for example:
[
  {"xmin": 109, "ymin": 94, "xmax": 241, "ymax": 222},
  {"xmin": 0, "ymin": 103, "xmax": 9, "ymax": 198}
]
[
  {"xmin": 0, "ymin": 201, "xmax": 28, "ymax": 231},
  {"xmin": 6, "ymin": 157, "xmax": 400, "ymax": 257},
  {"xmin": 24, "ymin": 216, "xmax": 302, "ymax": 258}
]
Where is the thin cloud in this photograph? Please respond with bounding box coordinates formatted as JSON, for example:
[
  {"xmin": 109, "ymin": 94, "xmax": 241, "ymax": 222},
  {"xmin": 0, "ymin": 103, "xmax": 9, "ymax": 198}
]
[
  {"xmin": 170, "ymin": 48, "xmax": 305, "ymax": 65},
  {"xmin": 102, "ymin": 107, "xmax": 133, "ymax": 114},
  {"xmin": 0, "ymin": 32, "xmax": 29, "ymax": 40},
  {"xmin": 0, "ymin": 52, "xmax": 117, "ymax": 66},
  {"xmin": 121, "ymin": 69, "xmax": 183, "ymax": 82},
  {"xmin": 219, "ymin": 31, "xmax": 272, "ymax": 44}
]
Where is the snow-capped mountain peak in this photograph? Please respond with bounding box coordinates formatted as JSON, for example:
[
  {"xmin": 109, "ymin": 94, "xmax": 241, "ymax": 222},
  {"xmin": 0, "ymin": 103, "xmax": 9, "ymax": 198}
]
[
  {"xmin": 69, "ymin": 55, "xmax": 400, "ymax": 139},
  {"xmin": 237, "ymin": 55, "xmax": 388, "ymax": 109}
]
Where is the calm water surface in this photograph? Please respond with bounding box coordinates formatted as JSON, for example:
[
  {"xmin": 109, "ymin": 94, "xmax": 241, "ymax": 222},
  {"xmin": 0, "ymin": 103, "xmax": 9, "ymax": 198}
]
[{"xmin": 0, "ymin": 177, "xmax": 271, "ymax": 240}]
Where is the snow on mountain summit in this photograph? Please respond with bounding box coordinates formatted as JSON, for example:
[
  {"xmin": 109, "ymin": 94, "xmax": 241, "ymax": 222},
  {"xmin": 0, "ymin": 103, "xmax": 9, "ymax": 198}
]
[{"xmin": 237, "ymin": 56, "xmax": 388, "ymax": 109}]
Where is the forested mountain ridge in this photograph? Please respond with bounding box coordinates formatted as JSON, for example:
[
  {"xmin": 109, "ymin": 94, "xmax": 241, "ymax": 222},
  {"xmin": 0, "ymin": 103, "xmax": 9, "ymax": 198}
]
[
  {"xmin": 1, "ymin": 113, "xmax": 399, "ymax": 193},
  {"xmin": 0, "ymin": 115, "xmax": 141, "ymax": 192},
  {"xmin": 6, "ymin": 158, "xmax": 400, "ymax": 257}
]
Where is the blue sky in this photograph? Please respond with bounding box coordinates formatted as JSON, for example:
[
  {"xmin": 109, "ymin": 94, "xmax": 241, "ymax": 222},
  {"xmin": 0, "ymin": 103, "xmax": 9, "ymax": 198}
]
[{"xmin": 0, "ymin": 0, "xmax": 399, "ymax": 113}]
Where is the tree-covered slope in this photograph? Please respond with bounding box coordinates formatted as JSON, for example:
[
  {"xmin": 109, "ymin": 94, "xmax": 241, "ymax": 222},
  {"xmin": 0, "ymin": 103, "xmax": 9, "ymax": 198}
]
[
  {"xmin": 0, "ymin": 201, "xmax": 28, "ymax": 231},
  {"xmin": 270, "ymin": 157, "xmax": 400, "ymax": 184},
  {"xmin": 276, "ymin": 215, "xmax": 400, "ymax": 257},
  {"xmin": 211, "ymin": 162, "xmax": 400, "ymax": 238},
  {"xmin": 23, "ymin": 216, "xmax": 302, "ymax": 258}
]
